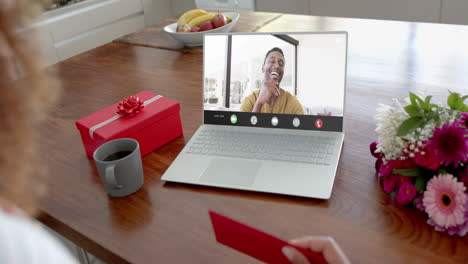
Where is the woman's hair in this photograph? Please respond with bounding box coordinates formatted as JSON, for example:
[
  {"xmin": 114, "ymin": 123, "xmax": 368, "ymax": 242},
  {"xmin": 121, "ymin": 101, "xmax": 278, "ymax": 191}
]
[{"xmin": 0, "ymin": 0, "xmax": 60, "ymax": 215}]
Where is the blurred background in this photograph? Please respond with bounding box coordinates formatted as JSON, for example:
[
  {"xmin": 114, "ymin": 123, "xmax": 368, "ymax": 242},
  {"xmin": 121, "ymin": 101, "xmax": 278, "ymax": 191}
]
[{"xmin": 34, "ymin": 0, "xmax": 468, "ymax": 66}]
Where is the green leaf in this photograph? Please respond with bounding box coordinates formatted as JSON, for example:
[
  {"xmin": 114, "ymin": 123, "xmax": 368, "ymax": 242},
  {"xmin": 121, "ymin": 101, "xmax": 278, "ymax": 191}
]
[
  {"xmin": 409, "ymin": 92, "xmax": 418, "ymax": 106},
  {"xmin": 424, "ymin": 95, "xmax": 432, "ymax": 105},
  {"xmin": 448, "ymin": 93, "xmax": 460, "ymax": 109},
  {"xmin": 415, "ymin": 175, "xmax": 428, "ymax": 192},
  {"xmin": 404, "ymin": 105, "xmax": 421, "ymax": 117},
  {"xmin": 415, "ymin": 96, "xmax": 425, "ymax": 107},
  {"xmin": 422, "ymin": 96, "xmax": 432, "ymax": 111},
  {"xmin": 447, "ymin": 92, "xmax": 468, "ymax": 111},
  {"xmin": 434, "ymin": 112, "xmax": 441, "ymax": 127},
  {"xmin": 429, "ymin": 104, "xmax": 438, "ymax": 109},
  {"xmin": 396, "ymin": 116, "xmax": 424, "ymax": 137},
  {"xmin": 393, "ymin": 168, "xmax": 424, "ymax": 177},
  {"xmin": 438, "ymin": 168, "xmax": 448, "ymax": 175}
]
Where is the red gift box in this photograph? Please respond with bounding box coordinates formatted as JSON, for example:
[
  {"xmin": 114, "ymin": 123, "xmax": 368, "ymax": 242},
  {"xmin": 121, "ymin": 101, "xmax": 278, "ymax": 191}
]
[{"xmin": 76, "ymin": 91, "xmax": 183, "ymax": 157}]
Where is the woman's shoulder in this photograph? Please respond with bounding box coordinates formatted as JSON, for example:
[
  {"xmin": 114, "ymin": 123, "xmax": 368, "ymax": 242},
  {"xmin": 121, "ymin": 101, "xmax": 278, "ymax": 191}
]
[{"xmin": 0, "ymin": 211, "xmax": 78, "ymax": 264}]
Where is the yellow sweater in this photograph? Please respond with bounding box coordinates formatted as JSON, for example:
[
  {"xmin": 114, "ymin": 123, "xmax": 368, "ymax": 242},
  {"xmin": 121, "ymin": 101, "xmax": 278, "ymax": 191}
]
[{"xmin": 240, "ymin": 88, "xmax": 304, "ymax": 115}]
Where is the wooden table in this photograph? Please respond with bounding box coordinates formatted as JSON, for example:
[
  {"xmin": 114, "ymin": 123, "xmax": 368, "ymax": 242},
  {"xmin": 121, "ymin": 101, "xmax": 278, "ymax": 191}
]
[{"xmin": 38, "ymin": 12, "xmax": 468, "ymax": 264}]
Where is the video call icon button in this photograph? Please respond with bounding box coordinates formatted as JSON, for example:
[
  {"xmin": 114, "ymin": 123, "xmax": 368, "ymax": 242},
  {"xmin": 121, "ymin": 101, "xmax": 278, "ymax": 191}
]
[
  {"xmin": 250, "ymin": 115, "xmax": 258, "ymax": 125},
  {"xmin": 230, "ymin": 114, "xmax": 238, "ymax": 124},
  {"xmin": 315, "ymin": 118, "xmax": 323, "ymax": 128},
  {"xmin": 271, "ymin": 116, "xmax": 279, "ymax": 126},
  {"xmin": 292, "ymin": 117, "xmax": 300, "ymax": 128}
]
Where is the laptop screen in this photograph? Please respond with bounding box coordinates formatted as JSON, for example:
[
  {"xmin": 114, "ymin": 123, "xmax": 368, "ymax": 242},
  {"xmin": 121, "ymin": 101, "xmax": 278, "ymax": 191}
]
[{"xmin": 203, "ymin": 32, "xmax": 347, "ymax": 131}]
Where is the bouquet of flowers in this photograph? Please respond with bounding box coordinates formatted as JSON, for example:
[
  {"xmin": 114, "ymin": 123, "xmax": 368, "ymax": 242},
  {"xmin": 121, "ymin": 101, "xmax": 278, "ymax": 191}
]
[{"xmin": 370, "ymin": 92, "xmax": 468, "ymax": 236}]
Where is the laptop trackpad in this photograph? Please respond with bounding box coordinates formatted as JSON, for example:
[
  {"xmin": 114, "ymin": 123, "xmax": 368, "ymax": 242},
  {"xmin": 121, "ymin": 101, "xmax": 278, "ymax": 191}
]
[{"xmin": 199, "ymin": 158, "xmax": 260, "ymax": 187}]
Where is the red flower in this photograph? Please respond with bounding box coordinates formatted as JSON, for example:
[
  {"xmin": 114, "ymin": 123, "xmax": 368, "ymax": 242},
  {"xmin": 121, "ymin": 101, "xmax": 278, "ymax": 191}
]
[
  {"xmin": 413, "ymin": 143, "xmax": 441, "ymax": 170},
  {"xmin": 392, "ymin": 158, "xmax": 416, "ymax": 170},
  {"xmin": 383, "ymin": 176, "xmax": 397, "ymax": 193},
  {"xmin": 460, "ymin": 112, "xmax": 468, "ymax": 128},
  {"xmin": 461, "ymin": 176, "xmax": 468, "ymax": 192},
  {"xmin": 396, "ymin": 182, "xmax": 417, "ymax": 205},
  {"xmin": 375, "ymin": 159, "xmax": 383, "ymax": 172},
  {"xmin": 370, "ymin": 142, "xmax": 383, "ymax": 158},
  {"xmin": 429, "ymin": 121, "xmax": 468, "ymax": 167},
  {"xmin": 395, "ymin": 174, "xmax": 412, "ymax": 184},
  {"xmin": 379, "ymin": 160, "xmax": 393, "ymax": 177},
  {"xmin": 462, "ymin": 170, "xmax": 468, "ymax": 192},
  {"xmin": 117, "ymin": 96, "xmax": 144, "ymax": 116}
]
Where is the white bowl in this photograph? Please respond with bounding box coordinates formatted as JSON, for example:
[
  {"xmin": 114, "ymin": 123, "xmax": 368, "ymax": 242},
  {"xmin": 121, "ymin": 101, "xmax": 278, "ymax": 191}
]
[{"xmin": 163, "ymin": 12, "xmax": 240, "ymax": 46}]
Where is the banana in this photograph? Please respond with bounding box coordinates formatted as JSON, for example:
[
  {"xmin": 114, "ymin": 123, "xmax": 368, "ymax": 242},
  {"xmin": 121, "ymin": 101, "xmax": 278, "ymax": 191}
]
[
  {"xmin": 226, "ymin": 14, "xmax": 232, "ymax": 23},
  {"xmin": 187, "ymin": 13, "xmax": 216, "ymax": 28},
  {"xmin": 177, "ymin": 9, "xmax": 207, "ymax": 27}
]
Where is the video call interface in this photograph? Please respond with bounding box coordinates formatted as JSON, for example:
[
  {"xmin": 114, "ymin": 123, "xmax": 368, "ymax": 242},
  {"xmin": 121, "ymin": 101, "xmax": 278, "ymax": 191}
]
[{"xmin": 203, "ymin": 33, "xmax": 347, "ymax": 131}]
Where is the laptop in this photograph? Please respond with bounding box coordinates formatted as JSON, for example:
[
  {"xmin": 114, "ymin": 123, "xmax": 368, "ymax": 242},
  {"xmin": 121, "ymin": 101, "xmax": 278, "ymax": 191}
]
[{"xmin": 161, "ymin": 32, "xmax": 347, "ymax": 199}]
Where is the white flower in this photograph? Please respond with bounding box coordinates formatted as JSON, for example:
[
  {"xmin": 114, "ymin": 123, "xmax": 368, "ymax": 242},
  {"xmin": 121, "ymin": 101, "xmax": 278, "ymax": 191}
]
[
  {"xmin": 374, "ymin": 95, "xmax": 459, "ymax": 161},
  {"xmin": 374, "ymin": 100, "xmax": 408, "ymax": 160}
]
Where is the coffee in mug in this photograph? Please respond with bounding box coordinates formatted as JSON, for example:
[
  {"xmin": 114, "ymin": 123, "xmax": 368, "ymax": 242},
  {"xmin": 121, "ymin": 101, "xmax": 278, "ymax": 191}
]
[
  {"xmin": 103, "ymin": 151, "xmax": 133, "ymax": 162},
  {"xmin": 93, "ymin": 138, "xmax": 144, "ymax": 197}
]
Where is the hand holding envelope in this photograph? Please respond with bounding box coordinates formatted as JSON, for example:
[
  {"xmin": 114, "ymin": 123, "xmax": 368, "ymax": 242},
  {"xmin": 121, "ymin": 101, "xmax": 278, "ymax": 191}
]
[
  {"xmin": 209, "ymin": 211, "xmax": 350, "ymax": 264},
  {"xmin": 283, "ymin": 237, "xmax": 351, "ymax": 264}
]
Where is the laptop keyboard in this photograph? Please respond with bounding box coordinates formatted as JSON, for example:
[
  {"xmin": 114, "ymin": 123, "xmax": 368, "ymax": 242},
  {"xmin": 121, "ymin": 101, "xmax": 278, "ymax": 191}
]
[{"xmin": 186, "ymin": 129, "xmax": 336, "ymax": 165}]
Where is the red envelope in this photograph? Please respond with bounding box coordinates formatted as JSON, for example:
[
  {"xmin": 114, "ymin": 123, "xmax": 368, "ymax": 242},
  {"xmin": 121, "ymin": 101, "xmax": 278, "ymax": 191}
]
[{"xmin": 209, "ymin": 211, "xmax": 327, "ymax": 264}]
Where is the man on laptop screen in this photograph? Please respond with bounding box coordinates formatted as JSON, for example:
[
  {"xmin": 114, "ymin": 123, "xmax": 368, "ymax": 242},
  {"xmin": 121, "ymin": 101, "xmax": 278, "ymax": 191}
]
[
  {"xmin": 203, "ymin": 33, "xmax": 344, "ymax": 120},
  {"xmin": 240, "ymin": 47, "xmax": 304, "ymax": 115}
]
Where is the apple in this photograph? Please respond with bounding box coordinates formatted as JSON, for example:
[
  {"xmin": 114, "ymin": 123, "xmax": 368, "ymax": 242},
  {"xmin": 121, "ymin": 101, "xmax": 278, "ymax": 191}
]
[
  {"xmin": 200, "ymin": 21, "xmax": 214, "ymax": 31},
  {"xmin": 177, "ymin": 24, "xmax": 191, "ymax": 33},
  {"xmin": 191, "ymin": 27, "xmax": 201, "ymax": 32},
  {"xmin": 212, "ymin": 13, "xmax": 227, "ymax": 28}
]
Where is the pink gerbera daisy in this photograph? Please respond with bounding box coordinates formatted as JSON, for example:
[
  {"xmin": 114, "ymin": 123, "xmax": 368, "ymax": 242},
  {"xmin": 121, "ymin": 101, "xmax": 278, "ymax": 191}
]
[
  {"xmin": 423, "ymin": 174, "xmax": 467, "ymax": 228},
  {"xmin": 428, "ymin": 121, "xmax": 468, "ymax": 167},
  {"xmin": 414, "ymin": 195, "xmax": 425, "ymax": 211},
  {"xmin": 427, "ymin": 202, "xmax": 468, "ymax": 236},
  {"xmin": 462, "ymin": 174, "xmax": 468, "ymax": 191}
]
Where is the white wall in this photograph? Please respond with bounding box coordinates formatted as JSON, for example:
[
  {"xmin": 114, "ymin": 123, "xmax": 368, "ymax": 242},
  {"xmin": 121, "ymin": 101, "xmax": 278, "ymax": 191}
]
[
  {"xmin": 204, "ymin": 35, "xmax": 228, "ymax": 109},
  {"xmin": 168, "ymin": 0, "xmax": 468, "ymax": 25},
  {"xmin": 441, "ymin": 0, "xmax": 468, "ymax": 25},
  {"xmin": 142, "ymin": 0, "xmax": 172, "ymax": 25},
  {"xmin": 293, "ymin": 33, "xmax": 346, "ymax": 116},
  {"xmin": 38, "ymin": 0, "xmax": 146, "ymax": 64},
  {"xmin": 308, "ymin": 0, "xmax": 440, "ymax": 23},
  {"xmin": 256, "ymin": 0, "xmax": 309, "ymax": 15},
  {"xmin": 171, "ymin": 0, "xmax": 196, "ymax": 15}
]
